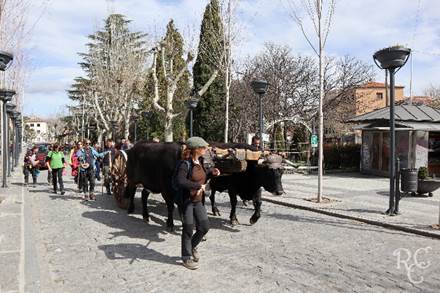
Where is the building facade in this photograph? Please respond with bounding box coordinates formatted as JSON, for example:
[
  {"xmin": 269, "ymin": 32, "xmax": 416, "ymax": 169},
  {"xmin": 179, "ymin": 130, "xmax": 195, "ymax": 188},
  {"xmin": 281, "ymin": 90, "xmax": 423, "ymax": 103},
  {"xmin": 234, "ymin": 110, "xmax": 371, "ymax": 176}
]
[
  {"xmin": 25, "ymin": 117, "xmax": 50, "ymax": 142},
  {"xmin": 325, "ymin": 81, "xmax": 406, "ymax": 144},
  {"xmin": 354, "ymin": 82, "xmax": 405, "ymax": 116}
]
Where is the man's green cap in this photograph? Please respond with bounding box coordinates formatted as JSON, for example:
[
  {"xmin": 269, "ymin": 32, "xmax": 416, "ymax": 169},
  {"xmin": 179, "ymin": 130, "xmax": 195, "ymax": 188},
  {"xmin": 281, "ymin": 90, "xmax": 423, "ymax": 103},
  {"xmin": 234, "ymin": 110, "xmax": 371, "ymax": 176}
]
[{"xmin": 186, "ymin": 137, "xmax": 209, "ymax": 149}]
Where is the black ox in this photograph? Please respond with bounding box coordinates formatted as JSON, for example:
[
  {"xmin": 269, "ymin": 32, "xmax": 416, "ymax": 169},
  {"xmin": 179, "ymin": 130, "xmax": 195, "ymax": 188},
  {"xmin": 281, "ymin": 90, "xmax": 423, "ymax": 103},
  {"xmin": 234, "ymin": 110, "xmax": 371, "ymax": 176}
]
[
  {"xmin": 208, "ymin": 142, "xmax": 284, "ymax": 225},
  {"xmin": 123, "ymin": 142, "xmax": 284, "ymax": 229}
]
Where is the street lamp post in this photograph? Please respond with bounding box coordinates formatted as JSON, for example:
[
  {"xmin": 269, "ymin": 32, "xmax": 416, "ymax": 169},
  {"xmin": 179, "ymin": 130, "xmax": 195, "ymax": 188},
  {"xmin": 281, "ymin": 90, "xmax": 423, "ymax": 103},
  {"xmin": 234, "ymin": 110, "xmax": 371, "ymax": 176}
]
[
  {"xmin": 186, "ymin": 98, "xmax": 199, "ymax": 138},
  {"xmin": 17, "ymin": 124, "xmax": 22, "ymax": 165},
  {"xmin": 0, "ymin": 90, "xmax": 15, "ymax": 187},
  {"xmin": 373, "ymin": 45, "xmax": 411, "ymax": 216},
  {"xmin": 13, "ymin": 115, "xmax": 20, "ymax": 167},
  {"xmin": 142, "ymin": 111, "xmax": 153, "ymax": 141},
  {"xmin": 9, "ymin": 111, "xmax": 19, "ymax": 170},
  {"xmin": 251, "ymin": 80, "xmax": 269, "ymax": 151},
  {"xmin": 6, "ymin": 103, "xmax": 16, "ymax": 177},
  {"xmin": 110, "ymin": 120, "xmax": 117, "ymax": 141}
]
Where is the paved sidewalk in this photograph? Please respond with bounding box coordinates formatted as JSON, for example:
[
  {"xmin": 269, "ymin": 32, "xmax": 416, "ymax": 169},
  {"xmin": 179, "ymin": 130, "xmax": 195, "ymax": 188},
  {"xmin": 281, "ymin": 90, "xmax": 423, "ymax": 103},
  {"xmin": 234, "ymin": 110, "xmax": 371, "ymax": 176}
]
[
  {"xmin": 0, "ymin": 164, "xmax": 27, "ymax": 293},
  {"xmin": 264, "ymin": 173, "xmax": 440, "ymax": 238}
]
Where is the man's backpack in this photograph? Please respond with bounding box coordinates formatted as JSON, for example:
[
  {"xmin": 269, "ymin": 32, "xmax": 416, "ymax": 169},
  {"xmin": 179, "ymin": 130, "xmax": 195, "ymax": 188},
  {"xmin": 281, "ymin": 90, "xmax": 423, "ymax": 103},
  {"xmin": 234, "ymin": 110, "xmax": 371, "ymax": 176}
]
[{"xmin": 171, "ymin": 160, "xmax": 193, "ymax": 210}]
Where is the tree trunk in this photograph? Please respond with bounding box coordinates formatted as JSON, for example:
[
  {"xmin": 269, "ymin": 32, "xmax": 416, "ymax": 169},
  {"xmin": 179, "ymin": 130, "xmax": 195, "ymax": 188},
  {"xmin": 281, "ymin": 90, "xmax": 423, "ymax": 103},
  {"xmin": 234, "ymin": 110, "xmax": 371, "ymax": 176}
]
[
  {"xmin": 124, "ymin": 115, "xmax": 130, "ymax": 140},
  {"xmin": 97, "ymin": 130, "xmax": 103, "ymax": 146},
  {"xmin": 224, "ymin": 77, "xmax": 230, "ymax": 143},
  {"xmin": 164, "ymin": 112, "xmax": 173, "ymax": 142},
  {"xmin": 164, "ymin": 91, "xmax": 174, "ymax": 142}
]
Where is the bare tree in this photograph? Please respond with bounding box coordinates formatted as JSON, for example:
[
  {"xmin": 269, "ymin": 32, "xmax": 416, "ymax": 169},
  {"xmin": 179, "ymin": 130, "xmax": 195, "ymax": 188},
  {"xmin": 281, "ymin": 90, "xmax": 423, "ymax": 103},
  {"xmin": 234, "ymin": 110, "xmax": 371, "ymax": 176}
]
[
  {"xmin": 283, "ymin": 0, "xmax": 336, "ymax": 202},
  {"xmin": 219, "ymin": 0, "xmax": 241, "ymax": 142},
  {"xmin": 150, "ymin": 19, "xmax": 225, "ymax": 142},
  {"xmin": 229, "ymin": 43, "xmax": 318, "ymax": 142}
]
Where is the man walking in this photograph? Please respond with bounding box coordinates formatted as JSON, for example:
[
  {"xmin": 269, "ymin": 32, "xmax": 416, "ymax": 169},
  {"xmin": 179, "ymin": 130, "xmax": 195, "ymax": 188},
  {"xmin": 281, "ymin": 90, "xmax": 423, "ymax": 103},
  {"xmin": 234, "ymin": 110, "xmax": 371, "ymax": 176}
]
[
  {"xmin": 76, "ymin": 139, "xmax": 109, "ymax": 200},
  {"xmin": 102, "ymin": 139, "xmax": 116, "ymax": 195}
]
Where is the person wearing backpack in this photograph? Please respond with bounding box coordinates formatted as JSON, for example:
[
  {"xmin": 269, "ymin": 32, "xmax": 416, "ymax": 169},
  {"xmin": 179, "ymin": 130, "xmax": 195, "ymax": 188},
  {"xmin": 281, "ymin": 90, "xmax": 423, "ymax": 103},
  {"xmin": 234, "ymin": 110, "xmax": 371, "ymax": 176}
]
[
  {"xmin": 175, "ymin": 137, "xmax": 220, "ymax": 270},
  {"xmin": 76, "ymin": 139, "xmax": 109, "ymax": 200},
  {"xmin": 46, "ymin": 144, "xmax": 67, "ymax": 195},
  {"xmin": 23, "ymin": 148, "xmax": 38, "ymax": 186}
]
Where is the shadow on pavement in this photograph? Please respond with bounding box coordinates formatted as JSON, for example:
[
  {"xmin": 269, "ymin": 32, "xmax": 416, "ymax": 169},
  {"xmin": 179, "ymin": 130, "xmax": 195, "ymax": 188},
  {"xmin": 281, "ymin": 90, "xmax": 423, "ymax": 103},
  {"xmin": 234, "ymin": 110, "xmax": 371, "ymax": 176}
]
[
  {"xmin": 82, "ymin": 209, "xmax": 169, "ymax": 243},
  {"xmin": 98, "ymin": 243, "xmax": 181, "ymax": 266},
  {"xmin": 49, "ymin": 195, "xmax": 83, "ymax": 201},
  {"xmin": 265, "ymin": 212, "xmax": 418, "ymax": 238},
  {"xmin": 81, "ymin": 193, "xmax": 241, "ymax": 233},
  {"xmin": 11, "ymin": 182, "xmax": 26, "ymax": 187},
  {"xmin": 331, "ymin": 208, "xmax": 385, "ymax": 215}
]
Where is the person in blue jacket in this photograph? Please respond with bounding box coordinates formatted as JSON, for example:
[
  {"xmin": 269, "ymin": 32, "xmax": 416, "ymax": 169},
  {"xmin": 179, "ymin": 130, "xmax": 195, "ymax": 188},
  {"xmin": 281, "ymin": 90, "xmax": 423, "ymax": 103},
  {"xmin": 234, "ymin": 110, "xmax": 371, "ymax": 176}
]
[{"xmin": 76, "ymin": 139, "xmax": 109, "ymax": 200}]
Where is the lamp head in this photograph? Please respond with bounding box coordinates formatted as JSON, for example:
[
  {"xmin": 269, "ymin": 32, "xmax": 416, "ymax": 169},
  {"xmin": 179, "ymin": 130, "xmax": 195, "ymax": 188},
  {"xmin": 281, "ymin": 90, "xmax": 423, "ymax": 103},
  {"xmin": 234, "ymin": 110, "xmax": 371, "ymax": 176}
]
[
  {"xmin": 142, "ymin": 111, "xmax": 153, "ymax": 120},
  {"xmin": 0, "ymin": 89, "xmax": 16, "ymax": 102},
  {"xmin": 373, "ymin": 45, "xmax": 411, "ymax": 70},
  {"xmin": 251, "ymin": 79, "xmax": 269, "ymax": 95},
  {"xmin": 0, "ymin": 51, "xmax": 13, "ymax": 71},
  {"xmin": 6, "ymin": 103, "xmax": 16, "ymax": 114},
  {"xmin": 186, "ymin": 97, "xmax": 199, "ymax": 110}
]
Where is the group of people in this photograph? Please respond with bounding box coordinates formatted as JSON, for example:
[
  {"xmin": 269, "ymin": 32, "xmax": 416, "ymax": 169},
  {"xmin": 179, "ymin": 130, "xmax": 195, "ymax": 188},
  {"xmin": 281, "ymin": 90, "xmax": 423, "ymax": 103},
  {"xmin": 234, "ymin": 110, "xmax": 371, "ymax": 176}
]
[{"xmin": 23, "ymin": 138, "xmax": 133, "ymax": 200}]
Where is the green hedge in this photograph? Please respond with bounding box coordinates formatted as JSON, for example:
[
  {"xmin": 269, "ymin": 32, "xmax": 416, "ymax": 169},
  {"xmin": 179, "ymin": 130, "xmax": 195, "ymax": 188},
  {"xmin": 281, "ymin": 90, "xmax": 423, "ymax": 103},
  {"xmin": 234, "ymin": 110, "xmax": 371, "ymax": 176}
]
[{"xmin": 323, "ymin": 144, "xmax": 360, "ymax": 170}]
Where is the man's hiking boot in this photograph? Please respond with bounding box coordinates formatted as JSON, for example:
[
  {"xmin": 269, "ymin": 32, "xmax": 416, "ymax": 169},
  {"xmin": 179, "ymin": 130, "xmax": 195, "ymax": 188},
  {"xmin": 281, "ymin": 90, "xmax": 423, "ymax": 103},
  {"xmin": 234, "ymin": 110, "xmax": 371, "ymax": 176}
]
[
  {"xmin": 182, "ymin": 259, "xmax": 199, "ymax": 270},
  {"xmin": 89, "ymin": 193, "xmax": 96, "ymax": 201},
  {"xmin": 192, "ymin": 248, "xmax": 200, "ymax": 262},
  {"xmin": 83, "ymin": 194, "xmax": 89, "ymax": 201}
]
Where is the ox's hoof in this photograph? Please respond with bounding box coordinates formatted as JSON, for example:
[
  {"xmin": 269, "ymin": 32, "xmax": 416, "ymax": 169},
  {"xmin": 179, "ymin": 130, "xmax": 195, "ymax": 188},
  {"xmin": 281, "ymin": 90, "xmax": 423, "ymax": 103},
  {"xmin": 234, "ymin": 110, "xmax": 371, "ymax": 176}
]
[
  {"xmin": 230, "ymin": 217, "xmax": 240, "ymax": 226},
  {"xmin": 166, "ymin": 220, "xmax": 175, "ymax": 232},
  {"xmin": 250, "ymin": 214, "xmax": 260, "ymax": 225},
  {"xmin": 143, "ymin": 216, "xmax": 150, "ymax": 223},
  {"xmin": 212, "ymin": 207, "xmax": 221, "ymax": 216}
]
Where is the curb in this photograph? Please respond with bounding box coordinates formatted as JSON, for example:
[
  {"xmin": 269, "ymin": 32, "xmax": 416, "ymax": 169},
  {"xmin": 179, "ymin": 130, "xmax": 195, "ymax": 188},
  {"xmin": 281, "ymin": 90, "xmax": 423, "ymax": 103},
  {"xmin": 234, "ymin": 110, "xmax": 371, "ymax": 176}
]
[{"xmin": 262, "ymin": 197, "xmax": 440, "ymax": 240}]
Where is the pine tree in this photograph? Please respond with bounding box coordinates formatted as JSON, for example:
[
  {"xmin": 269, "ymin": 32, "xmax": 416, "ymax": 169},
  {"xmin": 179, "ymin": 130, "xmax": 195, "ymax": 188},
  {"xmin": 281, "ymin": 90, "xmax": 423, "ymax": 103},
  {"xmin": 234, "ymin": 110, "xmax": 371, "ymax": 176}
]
[
  {"xmin": 192, "ymin": 0, "xmax": 226, "ymax": 141},
  {"xmin": 69, "ymin": 14, "xmax": 148, "ymax": 141}
]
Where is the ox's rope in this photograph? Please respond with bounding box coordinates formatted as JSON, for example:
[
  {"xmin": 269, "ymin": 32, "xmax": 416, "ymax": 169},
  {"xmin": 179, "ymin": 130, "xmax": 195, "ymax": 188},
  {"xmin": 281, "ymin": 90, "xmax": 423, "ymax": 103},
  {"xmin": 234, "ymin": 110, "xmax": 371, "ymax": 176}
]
[{"xmin": 119, "ymin": 149, "xmax": 128, "ymax": 162}]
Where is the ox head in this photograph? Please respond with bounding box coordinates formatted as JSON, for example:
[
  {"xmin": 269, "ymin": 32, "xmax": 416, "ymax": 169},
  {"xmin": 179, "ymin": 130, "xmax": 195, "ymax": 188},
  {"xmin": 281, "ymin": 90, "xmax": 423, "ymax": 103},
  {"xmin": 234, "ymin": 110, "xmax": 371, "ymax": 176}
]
[{"xmin": 257, "ymin": 154, "xmax": 284, "ymax": 195}]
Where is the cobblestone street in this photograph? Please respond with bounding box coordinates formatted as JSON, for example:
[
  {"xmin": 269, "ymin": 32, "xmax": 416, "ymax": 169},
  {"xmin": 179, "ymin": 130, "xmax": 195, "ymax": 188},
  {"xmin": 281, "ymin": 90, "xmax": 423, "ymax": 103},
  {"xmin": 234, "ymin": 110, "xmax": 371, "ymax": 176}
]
[{"xmin": 1, "ymin": 172, "xmax": 437, "ymax": 293}]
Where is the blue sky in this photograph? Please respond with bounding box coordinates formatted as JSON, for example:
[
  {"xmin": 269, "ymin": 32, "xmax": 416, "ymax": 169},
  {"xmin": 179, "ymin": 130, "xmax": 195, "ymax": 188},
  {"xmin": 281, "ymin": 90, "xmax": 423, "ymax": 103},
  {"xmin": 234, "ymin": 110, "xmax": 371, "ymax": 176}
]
[{"xmin": 22, "ymin": 0, "xmax": 440, "ymax": 117}]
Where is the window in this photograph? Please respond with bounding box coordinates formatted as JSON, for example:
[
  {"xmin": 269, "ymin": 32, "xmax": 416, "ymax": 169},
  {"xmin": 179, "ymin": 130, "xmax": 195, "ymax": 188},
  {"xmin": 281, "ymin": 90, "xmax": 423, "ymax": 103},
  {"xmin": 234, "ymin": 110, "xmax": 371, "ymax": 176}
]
[
  {"xmin": 37, "ymin": 123, "xmax": 40, "ymax": 127},
  {"xmin": 37, "ymin": 130, "xmax": 41, "ymax": 134},
  {"xmin": 30, "ymin": 123, "xmax": 34, "ymax": 127},
  {"xmin": 376, "ymin": 92, "xmax": 383, "ymax": 100}
]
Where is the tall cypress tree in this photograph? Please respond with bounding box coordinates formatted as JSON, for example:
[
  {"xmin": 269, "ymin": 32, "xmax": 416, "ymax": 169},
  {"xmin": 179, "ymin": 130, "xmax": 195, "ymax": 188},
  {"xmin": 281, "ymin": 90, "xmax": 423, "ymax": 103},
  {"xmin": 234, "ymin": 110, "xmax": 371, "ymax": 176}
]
[{"xmin": 192, "ymin": 0, "xmax": 226, "ymax": 141}]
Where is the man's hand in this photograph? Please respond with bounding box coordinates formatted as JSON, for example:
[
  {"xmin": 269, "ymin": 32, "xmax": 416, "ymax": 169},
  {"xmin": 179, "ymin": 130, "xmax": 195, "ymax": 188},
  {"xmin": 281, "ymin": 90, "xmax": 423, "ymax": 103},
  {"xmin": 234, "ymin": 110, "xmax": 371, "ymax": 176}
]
[
  {"xmin": 212, "ymin": 168, "xmax": 221, "ymax": 176},
  {"xmin": 196, "ymin": 184, "xmax": 206, "ymax": 197}
]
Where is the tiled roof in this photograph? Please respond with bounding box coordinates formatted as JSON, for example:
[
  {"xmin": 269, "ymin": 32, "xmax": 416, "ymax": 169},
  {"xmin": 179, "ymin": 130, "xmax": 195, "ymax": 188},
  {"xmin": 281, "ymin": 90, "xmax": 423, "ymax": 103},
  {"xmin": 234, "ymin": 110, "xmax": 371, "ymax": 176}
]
[
  {"xmin": 405, "ymin": 96, "xmax": 433, "ymax": 105},
  {"xmin": 349, "ymin": 105, "xmax": 440, "ymax": 122},
  {"xmin": 359, "ymin": 81, "xmax": 404, "ymax": 88},
  {"xmin": 25, "ymin": 117, "xmax": 47, "ymax": 123}
]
